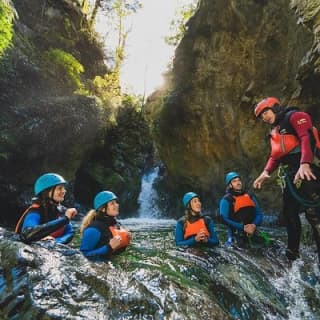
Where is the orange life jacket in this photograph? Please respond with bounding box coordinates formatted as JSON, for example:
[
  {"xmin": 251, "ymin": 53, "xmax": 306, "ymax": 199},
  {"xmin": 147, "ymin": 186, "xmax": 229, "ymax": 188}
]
[
  {"xmin": 228, "ymin": 193, "xmax": 256, "ymax": 225},
  {"xmin": 233, "ymin": 194, "xmax": 256, "ymax": 214},
  {"xmin": 15, "ymin": 203, "xmax": 66, "ymax": 238},
  {"xmin": 270, "ymin": 126, "xmax": 320, "ymax": 160},
  {"xmin": 184, "ymin": 218, "xmax": 210, "ymax": 239},
  {"xmin": 109, "ymin": 225, "xmax": 131, "ymax": 249},
  {"xmin": 269, "ymin": 127, "xmax": 300, "ymax": 160}
]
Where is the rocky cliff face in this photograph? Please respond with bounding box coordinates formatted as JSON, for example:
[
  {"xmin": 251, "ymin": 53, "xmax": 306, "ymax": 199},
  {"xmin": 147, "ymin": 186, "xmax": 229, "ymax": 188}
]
[
  {"xmin": 152, "ymin": 0, "xmax": 320, "ymax": 211},
  {"xmin": 0, "ymin": 0, "xmax": 154, "ymax": 224},
  {"xmin": 0, "ymin": 0, "xmax": 107, "ymax": 224}
]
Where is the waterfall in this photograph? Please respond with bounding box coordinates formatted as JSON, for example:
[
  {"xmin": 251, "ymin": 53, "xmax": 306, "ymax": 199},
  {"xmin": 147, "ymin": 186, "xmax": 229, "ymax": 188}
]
[{"xmin": 137, "ymin": 166, "xmax": 161, "ymax": 218}]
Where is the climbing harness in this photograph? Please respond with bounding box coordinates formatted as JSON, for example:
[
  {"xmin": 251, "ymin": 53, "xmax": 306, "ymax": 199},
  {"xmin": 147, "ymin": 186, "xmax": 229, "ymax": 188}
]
[
  {"xmin": 277, "ymin": 165, "xmax": 287, "ymax": 193},
  {"xmin": 279, "ymin": 165, "xmax": 320, "ymax": 208}
]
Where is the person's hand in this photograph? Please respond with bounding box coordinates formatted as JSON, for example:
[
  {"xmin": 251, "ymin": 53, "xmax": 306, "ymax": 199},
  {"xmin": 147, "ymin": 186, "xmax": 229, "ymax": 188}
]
[
  {"xmin": 109, "ymin": 235, "xmax": 122, "ymax": 250},
  {"xmin": 201, "ymin": 235, "xmax": 208, "ymax": 243},
  {"xmin": 294, "ymin": 163, "xmax": 316, "ymax": 184},
  {"xmin": 65, "ymin": 208, "xmax": 78, "ymax": 220},
  {"xmin": 253, "ymin": 170, "xmax": 270, "ymax": 189},
  {"xmin": 195, "ymin": 229, "xmax": 207, "ymax": 242},
  {"xmin": 244, "ymin": 224, "xmax": 256, "ymax": 235},
  {"xmin": 41, "ymin": 235, "xmax": 55, "ymax": 241}
]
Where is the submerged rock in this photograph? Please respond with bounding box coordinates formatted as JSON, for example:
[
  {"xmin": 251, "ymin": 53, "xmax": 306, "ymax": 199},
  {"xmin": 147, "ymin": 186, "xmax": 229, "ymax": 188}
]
[{"xmin": 0, "ymin": 227, "xmax": 230, "ymax": 319}]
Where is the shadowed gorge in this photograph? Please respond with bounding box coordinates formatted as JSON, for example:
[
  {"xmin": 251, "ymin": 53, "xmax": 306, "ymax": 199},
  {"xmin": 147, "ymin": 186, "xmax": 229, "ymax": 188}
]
[{"xmin": 1, "ymin": 0, "xmax": 320, "ymax": 318}]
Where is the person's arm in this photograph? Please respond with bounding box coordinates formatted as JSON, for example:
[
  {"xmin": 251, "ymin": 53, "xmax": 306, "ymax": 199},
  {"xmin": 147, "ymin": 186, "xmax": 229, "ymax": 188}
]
[
  {"xmin": 175, "ymin": 220, "xmax": 197, "ymax": 246},
  {"xmin": 55, "ymin": 222, "xmax": 74, "ymax": 244},
  {"xmin": 80, "ymin": 227, "xmax": 112, "ymax": 257},
  {"xmin": 21, "ymin": 211, "xmax": 69, "ymax": 244},
  {"xmin": 264, "ymin": 157, "xmax": 280, "ymax": 175},
  {"xmin": 290, "ymin": 112, "xmax": 314, "ymax": 164},
  {"xmin": 219, "ymin": 198, "xmax": 244, "ymax": 231},
  {"xmin": 290, "ymin": 112, "xmax": 317, "ymax": 183},
  {"xmin": 206, "ymin": 218, "xmax": 219, "ymax": 246},
  {"xmin": 252, "ymin": 196, "xmax": 263, "ymax": 226}
]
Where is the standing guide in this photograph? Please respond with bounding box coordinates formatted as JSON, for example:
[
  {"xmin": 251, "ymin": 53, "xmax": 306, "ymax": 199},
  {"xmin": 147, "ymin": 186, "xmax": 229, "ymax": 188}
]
[{"xmin": 253, "ymin": 97, "xmax": 320, "ymax": 262}]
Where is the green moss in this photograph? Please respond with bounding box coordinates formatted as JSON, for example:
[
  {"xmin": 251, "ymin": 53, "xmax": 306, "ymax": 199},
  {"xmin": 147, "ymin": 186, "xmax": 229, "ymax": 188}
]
[
  {"xmin": 114, "ymin": 247, "xmax": 213, "ymax": 293},
  {"xmin": 42, "ymin": 48, "xmax": 84, "ymax": 90},
  {"xmin": 0, "ymin": 1, "xmax": 15, "ymax": 57}
]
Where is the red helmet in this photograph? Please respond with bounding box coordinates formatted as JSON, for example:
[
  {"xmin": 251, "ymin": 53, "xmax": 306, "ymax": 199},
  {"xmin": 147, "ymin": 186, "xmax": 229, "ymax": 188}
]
[{"xmin": 254, "ymin": 97, "xmax": 281, "ymax": 118}]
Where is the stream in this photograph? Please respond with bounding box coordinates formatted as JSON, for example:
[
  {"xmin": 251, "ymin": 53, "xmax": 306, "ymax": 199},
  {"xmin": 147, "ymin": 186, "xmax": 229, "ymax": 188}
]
[{"xmin": 0, "ymin": 168, "xmax": 320, "ymax": 319}]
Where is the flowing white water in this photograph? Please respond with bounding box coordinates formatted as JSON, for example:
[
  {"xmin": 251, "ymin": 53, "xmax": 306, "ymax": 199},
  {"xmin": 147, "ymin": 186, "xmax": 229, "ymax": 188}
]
[
  {"xmin": 120, "ymin": 166, "xmax": 176, "ymax": 232},
  {"xmin": 137, "ymin": 166, "xmax": 161, "ymax": 218},
  {"xmin": 272, "ymin": 252, "xmax": 320, "ymax": 320},
  {"xmin": 120, "ymin": 217, "xmax": 176, "ymax": 232}
]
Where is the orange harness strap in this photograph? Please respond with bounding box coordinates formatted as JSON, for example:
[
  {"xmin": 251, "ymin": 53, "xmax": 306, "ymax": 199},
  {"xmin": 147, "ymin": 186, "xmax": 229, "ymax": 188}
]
[
  {"xmin": 15, "ymin": 203, "xmax": 66, "ymax": 239},
  {"xmin": 15, "ymin": 203, "xmax": 40, "ymax": 234}
]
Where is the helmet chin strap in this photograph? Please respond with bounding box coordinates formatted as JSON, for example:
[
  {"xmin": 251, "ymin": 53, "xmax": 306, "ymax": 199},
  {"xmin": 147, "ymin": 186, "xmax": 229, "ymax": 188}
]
[
  {"xmin": 274, "ymin": 108, "xmax": 285, "ymax": 125},
  {"xmin": 229, "ymin": 185, "xmax": 244, "ymax": 195},
  {"xmin": 273, "ymin": 104, "xmax": 281, "ymax": 113},
  {"xmin": 48, "ymin": 186, "xmax": 58, "ymax": 203},
  {"xmin": 99, "ymin": 204, "xmax": 111, "ymax": 216},
  {"xmin": 189, "ymin": 206, "xmax": 200, "ymax": 215}
]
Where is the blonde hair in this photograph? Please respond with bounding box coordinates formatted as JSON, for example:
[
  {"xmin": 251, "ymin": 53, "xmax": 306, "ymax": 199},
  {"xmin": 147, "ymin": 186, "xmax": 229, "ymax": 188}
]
[{"xmin": 80, "ymin": 209, "xmax": 97, "ymax": 234}]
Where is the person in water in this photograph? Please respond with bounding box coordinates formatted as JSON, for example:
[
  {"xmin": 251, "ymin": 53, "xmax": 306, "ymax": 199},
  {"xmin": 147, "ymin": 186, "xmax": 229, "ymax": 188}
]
[
  {"xmin": 253, "ymin": 97, "xmax": 320, "ymax": 262},
  {"xmin": 80, "ymin": 190, "xmax": 131, "ymax": 259},
  {"xmin": 15, "ymin": 173, "xmax": 78, "ymax": 244},
  {"xmin": 220, "ymin": 172, "xmax": 263, "ymax": 247},
  {"xmin": 175, "ymin": 192, "xmax": 219, "ymax": 247}
]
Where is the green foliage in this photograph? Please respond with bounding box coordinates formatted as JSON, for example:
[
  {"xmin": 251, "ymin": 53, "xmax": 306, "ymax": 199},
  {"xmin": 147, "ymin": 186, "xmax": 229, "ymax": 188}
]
[
  {"xmin": 89, "ymin": 71, "xmax": 122, "ymax": 105},
  {"xmin": 42, "ymin": 48, "xmax": 84, "ymax": 90},
  {"xmin": 89, "ymin": 0, "xmax": 142, "ymax": 85},
  {"xmin": 165, "ymin": 1, "xmax": 198, "ymax": 46},
  {"xmin": 121, "ymin": 93, "xmax": 143, "ymax": 111},
  {"xmin": 0, "ymin": 1, "xmax": 15, "ymax": 57}
]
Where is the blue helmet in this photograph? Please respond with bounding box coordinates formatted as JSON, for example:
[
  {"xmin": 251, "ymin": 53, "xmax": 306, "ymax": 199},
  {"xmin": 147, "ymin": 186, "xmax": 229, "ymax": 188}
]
[
  {"xmin": 94, "ymin": 191, "xmax": 118, "ymax": 210},
  {"xmin": 182, "ymin": 192, "xmax": 199, "ymax": 208},
  {"xmin": 34, "ymin": 173, "xmax": 67, "ymax": 196},
  {"xmin": 225, "ymin": 172, "xmax": 240, "ymax": 186}
]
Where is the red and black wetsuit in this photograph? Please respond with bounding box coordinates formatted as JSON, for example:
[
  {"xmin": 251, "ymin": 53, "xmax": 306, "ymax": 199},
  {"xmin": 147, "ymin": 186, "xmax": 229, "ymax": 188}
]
[{"xmin": 264, "ymin": 107, "xmax": 320, "ymax": 260}]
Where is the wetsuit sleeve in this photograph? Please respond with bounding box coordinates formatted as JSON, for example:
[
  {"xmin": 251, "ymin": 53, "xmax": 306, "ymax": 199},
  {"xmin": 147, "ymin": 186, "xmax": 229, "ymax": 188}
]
[
  {"xmin": 80, "ymin": 227, "xmax": 111, "ymax": 257},
  {"xmin": 251, "ymin": 195, "xmax": 263, "ymax": 226},
  {"xmin": 175, "ymin": 220, "xmax": 197, "ymax": 246},
  {"xmin": 219, "ymin": 198, "xmax": 244, "ymax": 231},
  {"xmin": 264, "ymin": 157, "xmax": 280, "ymax": 174},
  {"xmin": 206, "ymin": 218, "xmax": 219, "ymax": 246},
  {"xmin": 289, "ymin": 111, "xmax": 314, "ymax": 164},
  {"xmin": 55, "ymin": 222, "xmax": 74, "ymax": 244},
  {"xmin": 20, "ymin": 211, "xmax": 69, "ymax": 244}
]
